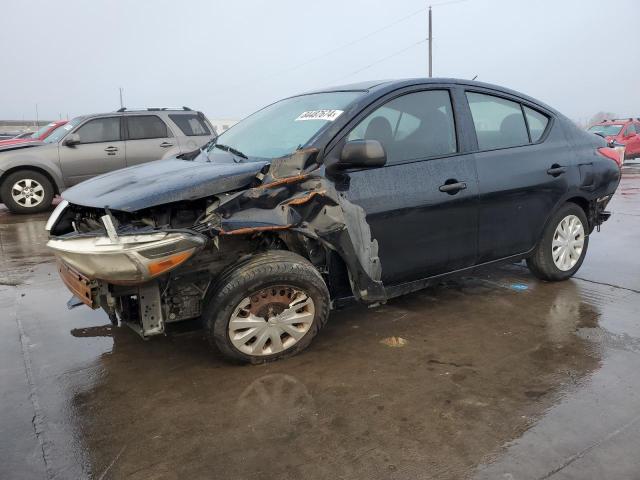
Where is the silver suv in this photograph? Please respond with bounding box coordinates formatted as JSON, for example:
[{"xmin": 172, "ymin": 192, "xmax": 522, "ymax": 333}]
[{"xmin": 0, "ymin": 107, "xmax": 215, "ymax": 213}]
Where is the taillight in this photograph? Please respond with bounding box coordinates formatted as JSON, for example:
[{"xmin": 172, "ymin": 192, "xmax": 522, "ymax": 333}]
[{"xmin": 597, "ymin": 147, "xmax": 622, "ymax": 167}]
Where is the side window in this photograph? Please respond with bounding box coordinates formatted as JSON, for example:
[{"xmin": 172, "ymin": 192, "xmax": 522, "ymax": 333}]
[
  {"xmin": 523, "ymin": 106, "xmax": 549, "ymax": 142},
  {"xmin": 625, "ymin": 123, "xmax": 636, "ymax": 136},
  {"xmin": 127, "ymin": 115, "xmax": 169, "ymax": 140},
  {"xmin": 347, "ymin": 106, "xmax": 400, "ymax": 143},
  {"xmin": 466, "ymin": 92, "xmax": 529, "ymax": 150},
  {"xmin": 75, "ymin": 117, "xmax": 121, "ymax": 144},
  {"xmin": 347, "ymin": 90, "xmax": 457, "ymax": 164},
  {"xmin": 169, "ymin": 114, "xmax": 211, "ymax": 136}
]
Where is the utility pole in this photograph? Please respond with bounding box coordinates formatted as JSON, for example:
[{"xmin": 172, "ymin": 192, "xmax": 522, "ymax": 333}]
[
  {"xmin": 35, "ymin": 104, "xmax": 39, "ymax": 128},
  {"xmin": 428, "ymin": 5, "xmax": 433, "ymax": 78},
  {"xmin": 119, "ymin": 87, "xmax": 124, "ymax": 109}
]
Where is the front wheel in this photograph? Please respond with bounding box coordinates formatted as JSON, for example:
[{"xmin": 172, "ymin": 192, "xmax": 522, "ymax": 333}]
[
  {"xmin": 0, "ymin": 170, "xmax": 54, "ymax": 214},
  {"xmin": 203, "ymin": 250, "xmax": 330, "ymax": 364},
  {"xmin": 527, "ymin": 203, "xmax": 589, "ymax": 281}
]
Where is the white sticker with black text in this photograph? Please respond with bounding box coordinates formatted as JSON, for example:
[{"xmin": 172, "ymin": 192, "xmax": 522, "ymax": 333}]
[{"xmin": 295, "ymin": 110, "xmax": 344, "ymax": 122}]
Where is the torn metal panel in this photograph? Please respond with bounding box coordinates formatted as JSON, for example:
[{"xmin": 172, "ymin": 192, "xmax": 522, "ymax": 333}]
[{"xmin": 210, "ymin": 149, "xmax": 385, "ymax": 302}]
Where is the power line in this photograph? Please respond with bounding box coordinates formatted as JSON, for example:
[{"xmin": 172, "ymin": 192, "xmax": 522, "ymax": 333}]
[
  {"xmin": 272, "ymin": 0, "xmax": 469, "ymax": 82},
  {"xmin": 274, "ymin": 7, "xmax": 428, "ymax": 77},
  {"xmin": 333, "ymin": 38, "xmax": 429, "ymax": 83}
]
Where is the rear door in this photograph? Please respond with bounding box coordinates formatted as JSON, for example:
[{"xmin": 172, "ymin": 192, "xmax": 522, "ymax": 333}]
[
  {"xmin": 124, "ymin": 114, "xmax": 179, "ymax": 167},
  {"xmin": 58, "ymin": 116, "xmax": 126, "ymax": 186},
  {"xmin": 168, "ymin": 113, "xmax": 214, "ymax": 152},
  {"xmin": 332, "ymin": 88, "xmax": 479, "ymax": 284},
  {"xmin": 465, "ymin": 90, "xmax": 573, "ymax": 262}
]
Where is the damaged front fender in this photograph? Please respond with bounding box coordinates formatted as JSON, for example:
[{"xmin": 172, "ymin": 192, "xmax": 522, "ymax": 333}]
[{"xmin": 208, "ymin": 149, "xmax": 385, "ymax": 302}]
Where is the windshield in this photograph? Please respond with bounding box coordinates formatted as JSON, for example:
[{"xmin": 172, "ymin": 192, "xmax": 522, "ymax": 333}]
[
  {"xmin": 588, "ymin": 124, "xmax": 623, "ymax": 136},
  {"xmin": 44, "ymin": 117, "xmax": 83, "ymax": 144},
  {"xmin": 31, "ymin": 123, "xmax": 56, "ymax": 139},
  {"xmin": 204, "ymin": 91, "xmax": 363, "ymax": 162}
]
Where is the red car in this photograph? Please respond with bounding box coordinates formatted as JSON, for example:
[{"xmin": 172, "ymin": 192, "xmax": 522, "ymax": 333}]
[
  {"xmin": 0, "ymin": 120, "xmax": 68, "ymax": 147},
  {"xmin": 588, "ymin": 118, "xmax": 640, "ymax": 160}
]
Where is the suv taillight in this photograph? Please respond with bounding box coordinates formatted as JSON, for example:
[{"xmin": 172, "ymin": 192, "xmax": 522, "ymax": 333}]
[{"xmin": 597, "ymin": 147, "xmax": 622, "ymax": 167}]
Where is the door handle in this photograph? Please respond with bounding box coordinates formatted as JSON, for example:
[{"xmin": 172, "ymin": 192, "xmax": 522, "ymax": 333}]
[
  {"xmin": 160, "ymin": 142, "xmax": 174, "ymax": 148},
  {"xmin": 104, "ymin": 146, "xmax": 118, "ymax": 152},
  {"xmin": 439, "ymin": 181, "xmax": 467, "ymax": 194},
  {"xmin": 547, "ymin": 165, "xmax": 567, "ymax": 176}
]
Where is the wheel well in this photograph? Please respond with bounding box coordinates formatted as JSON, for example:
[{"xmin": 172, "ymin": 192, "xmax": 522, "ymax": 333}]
[
  {"xmin": 565, "ymin": 196, "xmax": 595, "ymax": 230},
  {"xmin": 273, "ymin": 231, "xmax": 353, "ymax": 300},
  {"xmin": 0, "ymin": 166, "xmax": 60, "ymax": 196}
]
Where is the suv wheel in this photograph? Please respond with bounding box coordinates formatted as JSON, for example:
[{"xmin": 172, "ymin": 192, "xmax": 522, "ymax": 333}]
[
  {"xmin": 1, "ymin": 170, "xmax": 54, "ymax": 214},
  {"xmin": 203, "ymin": 250, "xmax": 330, "ymax": 364},
  {"xmin": 527, "ymin": 203, "xmax": 589, "ymax": 281}
]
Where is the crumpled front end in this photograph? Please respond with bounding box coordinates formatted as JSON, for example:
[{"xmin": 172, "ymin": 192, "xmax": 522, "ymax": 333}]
[{"xmin": 46, "ymin": 149, "xmax": 385, "ymax": 338}]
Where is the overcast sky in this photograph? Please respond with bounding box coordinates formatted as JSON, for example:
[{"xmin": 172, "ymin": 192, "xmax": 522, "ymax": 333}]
[{"xmin": 1, "ymin": 0, "xmax": 638, "ymax": 123}]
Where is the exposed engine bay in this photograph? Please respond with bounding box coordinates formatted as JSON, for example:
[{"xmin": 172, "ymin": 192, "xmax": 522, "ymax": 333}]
[{"xmin": 46, "ymin": 149, "xmax": 384, "ymax": 338}]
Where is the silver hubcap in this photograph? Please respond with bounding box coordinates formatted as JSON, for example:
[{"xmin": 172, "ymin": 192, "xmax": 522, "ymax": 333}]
[
  {"xmin": 11, "ymin": 178, "xmax": 45, "ymax": 207},
  {"xmin": 228, "ymin": 286, "xmax": 315, "ymax": 356},
  {"xmin": 552, "ymin": 214, "xmax": 585, "ymax": 271}
]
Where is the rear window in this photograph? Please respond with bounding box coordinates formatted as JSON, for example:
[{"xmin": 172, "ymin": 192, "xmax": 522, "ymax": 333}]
[
  {"xmin": 169, "ymin": 114, "xmax": 211, "ymax": 136},
  {"xmin": 127, "ymin": 115, "xmax": 169, "ymax": 140},
  {"xmin": 588, "ymin": 124, "xmax": 623, "ymax": 136}
]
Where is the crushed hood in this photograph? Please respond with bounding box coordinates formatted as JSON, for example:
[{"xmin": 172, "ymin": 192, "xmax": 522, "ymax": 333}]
[{"xmin": 62, "ymin": 158, "xmax": 267, "ymax": 212}]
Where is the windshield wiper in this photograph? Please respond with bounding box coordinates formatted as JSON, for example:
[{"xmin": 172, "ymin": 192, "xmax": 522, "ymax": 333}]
[{"xmin": 211, "ymin": 143, "xmax": 248, "ymax": 160}]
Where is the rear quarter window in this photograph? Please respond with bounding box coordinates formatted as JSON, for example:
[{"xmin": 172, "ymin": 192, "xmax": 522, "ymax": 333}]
[
  {"xmin": 523, "ymin": 106, "xmax": 549, "ymax": 142},
  {"xmin": 169, "ymin": 114, "xmax": 211, "ymax": 136}
]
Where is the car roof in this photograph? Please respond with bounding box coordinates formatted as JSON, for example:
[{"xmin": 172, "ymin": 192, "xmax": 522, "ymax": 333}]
[
  {"xmin": 75, "ymin": 109, "xmax": 198, "ymax": 120},
  {"xmin": 300, "ymin": 77, "xmax": 560, "ymax": 114}
]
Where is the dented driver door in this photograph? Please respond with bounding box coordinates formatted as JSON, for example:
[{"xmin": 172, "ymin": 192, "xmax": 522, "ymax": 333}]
[{"xmin": 335, "ymin": 88, "xmax": 479, "ymax": 285}]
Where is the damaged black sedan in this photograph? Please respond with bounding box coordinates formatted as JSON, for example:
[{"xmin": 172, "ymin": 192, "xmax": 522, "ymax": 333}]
[{"xmin": 46, "ymin": 79, "xmax": 621, "ymax": 363}]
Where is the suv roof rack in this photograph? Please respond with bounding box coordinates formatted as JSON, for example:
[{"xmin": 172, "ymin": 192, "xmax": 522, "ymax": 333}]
[{"xmin": 116, "ymin": 106, "xmax": 193, "ymax": 112}]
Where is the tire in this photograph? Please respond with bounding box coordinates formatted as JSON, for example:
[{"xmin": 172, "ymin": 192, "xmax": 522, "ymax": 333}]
[
  {"xmin": 203, "ymin": 250, "xmax": 330, "ymax": 364},
  {"xmin": 526, "ymin": 202, "xmax": 589, "ymax": 281},
  {"xmin": 0, "ymin": 170, "xmax": 54, "ymax": 214}
]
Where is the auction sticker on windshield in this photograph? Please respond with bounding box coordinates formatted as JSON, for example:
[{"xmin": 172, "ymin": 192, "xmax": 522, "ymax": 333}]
[{"xmin": 295, "ymin": 110, "xmax": 344, "ymax": 122}]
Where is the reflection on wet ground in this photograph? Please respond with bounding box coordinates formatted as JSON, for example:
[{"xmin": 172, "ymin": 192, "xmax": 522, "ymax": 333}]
[{"xmin": 1, "ymin": 171, "xmax": 640, "ymax": 480}]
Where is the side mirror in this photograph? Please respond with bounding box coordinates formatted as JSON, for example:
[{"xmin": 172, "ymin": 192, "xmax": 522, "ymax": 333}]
[
  {"xmin": 63, "ymin": 133, "xmax": 80, "ymax": 147},
  {"xmin": 330, "ymin": 139, "xmax": 387, "ymax": 173}
]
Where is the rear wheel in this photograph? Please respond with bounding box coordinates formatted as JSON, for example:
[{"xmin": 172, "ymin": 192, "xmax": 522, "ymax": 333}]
[
  {"xmin": 1, "ymin": 170, "xmax": 54, "ymax": 214},
  {"xmin": 527, "ymin": 203, "xmax": 589, "ymax": 281},
  {"xmin": 202, "ymin": 250, "xmax": 330, "ymax": 364}
]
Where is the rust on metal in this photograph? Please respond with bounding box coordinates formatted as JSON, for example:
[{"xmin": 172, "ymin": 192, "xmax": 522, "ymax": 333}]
[
  {"xmin": 285, "ymin": 190, "xmax": 327, "ymax": 206},
  {"xmin": 256, "ymin": 174, "xmax": 309, "ymax": 190},
  {"xmin": 57, "ymin": 260, "xmax": 97, "ymax": 308},
  {"xmin": 218, "ymin": 225, "xmax": 294, "ymax": 236}
]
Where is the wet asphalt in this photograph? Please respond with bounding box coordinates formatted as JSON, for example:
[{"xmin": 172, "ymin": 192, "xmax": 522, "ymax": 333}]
[{"xmin": 1, "ymin": 168, "xmax": 640, "ymax": 480}]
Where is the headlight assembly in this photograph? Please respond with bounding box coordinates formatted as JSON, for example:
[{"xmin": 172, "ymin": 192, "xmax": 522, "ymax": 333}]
[{"xmin": 47, "ymin": 231, "xmax": 205, "ymax": 284}]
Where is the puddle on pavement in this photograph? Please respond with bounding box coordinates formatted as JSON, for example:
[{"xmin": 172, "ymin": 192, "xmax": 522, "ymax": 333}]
[{"xmin": 58, "ymin": 267, "xmax": 604, "ymax": 479}]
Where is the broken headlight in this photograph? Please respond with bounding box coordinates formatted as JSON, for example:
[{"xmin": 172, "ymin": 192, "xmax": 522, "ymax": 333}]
[{"xmin": 47, "ymin": 231, "xmax": 205, "ymax": 284}]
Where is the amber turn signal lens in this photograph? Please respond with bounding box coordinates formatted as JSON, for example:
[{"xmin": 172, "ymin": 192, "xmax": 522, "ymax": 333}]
[{"xmin": 147, "ymin": 251, "xmax": 193, "ymax": 276}]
